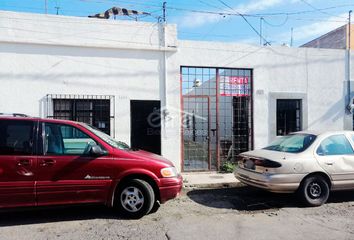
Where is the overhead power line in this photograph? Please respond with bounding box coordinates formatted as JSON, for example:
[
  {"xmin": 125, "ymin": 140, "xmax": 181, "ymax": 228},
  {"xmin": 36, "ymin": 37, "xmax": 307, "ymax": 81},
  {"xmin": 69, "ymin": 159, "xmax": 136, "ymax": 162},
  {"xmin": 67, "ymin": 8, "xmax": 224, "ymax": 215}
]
[
  {"xmin": 216, "ymin": 0, "xmax": 270, "ymax": 45},
  {"xmin": 156, "ymin": 2, "xmax": 354, "ymax": 17},
  {"xmin": 2, "ymin": 0, "xmax": 354, "ymax": 21},
  {"xmin": 300, "ymin": 0, "xmax": 347, "ymax": 19},
  {"xmin": 66, "ymin": 0, "xmax": 354, "ymax": 18},
  {"xmin": 262, "ymin": 14, "xmax": 289, "ymax": 27}
]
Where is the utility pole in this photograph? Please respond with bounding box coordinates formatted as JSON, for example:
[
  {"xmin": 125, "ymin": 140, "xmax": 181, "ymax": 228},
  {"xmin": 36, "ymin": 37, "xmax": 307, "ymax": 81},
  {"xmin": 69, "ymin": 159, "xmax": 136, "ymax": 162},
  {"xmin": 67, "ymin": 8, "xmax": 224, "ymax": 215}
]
[
  {"xmin": 55, "ymin": 6, "xmax": 60, "ymax": 15},
  {"xmin": 163, "ymin": 2, "xmax": 167, "ymax": 23},
  {"xmin": 346, "ymin": 10, "xmax": 352, "ymax": 115},
  {"xmin": 349, "ymin": 10, "xmax": 352, "ymax": 51},
  {"xmin": 290, "ymin": 27, "xmax": 294, "ymax": 47},
  {"xmin": 259, "ymin": 17, "xmax": 263, "ymax": 46},
  {"xmin": 161, "ymin": 1, "xmax": 168, "ymax": 140}
]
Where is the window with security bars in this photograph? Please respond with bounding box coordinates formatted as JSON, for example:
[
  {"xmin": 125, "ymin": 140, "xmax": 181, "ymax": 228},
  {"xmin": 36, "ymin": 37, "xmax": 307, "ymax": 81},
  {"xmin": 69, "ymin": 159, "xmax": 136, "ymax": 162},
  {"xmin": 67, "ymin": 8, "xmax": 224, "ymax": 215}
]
[
  {"xmin": 276, "ymin": 99, "xmax": 302, "ymax": 136},
  {"xmin": 47, "ymin": 95, "xmax": 114, "ymax": 135}
]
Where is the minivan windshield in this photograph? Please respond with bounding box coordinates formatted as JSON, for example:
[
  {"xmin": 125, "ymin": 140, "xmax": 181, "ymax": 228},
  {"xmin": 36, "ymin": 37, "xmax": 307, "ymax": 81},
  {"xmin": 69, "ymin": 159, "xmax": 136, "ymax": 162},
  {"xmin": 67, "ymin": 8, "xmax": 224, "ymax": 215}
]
[
  {"xmin": 263, "ymin": 134, "xmax": 317, "ymax": 153},
  {"xmin": 81, "ymin": 123, "xmax": 130, "ymax": 150}
]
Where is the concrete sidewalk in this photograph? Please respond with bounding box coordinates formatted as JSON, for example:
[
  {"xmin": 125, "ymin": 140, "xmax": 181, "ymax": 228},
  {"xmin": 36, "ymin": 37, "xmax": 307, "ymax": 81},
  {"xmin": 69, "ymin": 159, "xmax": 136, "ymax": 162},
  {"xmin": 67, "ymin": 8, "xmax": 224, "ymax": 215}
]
[{"xmin": 181, "ymin": 171, "xmax": 243, "ymax": 189}]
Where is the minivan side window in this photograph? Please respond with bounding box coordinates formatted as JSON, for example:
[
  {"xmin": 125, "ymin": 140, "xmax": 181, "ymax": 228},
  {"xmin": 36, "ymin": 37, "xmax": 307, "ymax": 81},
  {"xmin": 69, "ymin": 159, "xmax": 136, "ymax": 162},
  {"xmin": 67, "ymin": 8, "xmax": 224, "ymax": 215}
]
[
  {"xmin": 316, "ymin": 135, "xmax": 354, "ymax": 156},
  {"xmin": 0, "ymin": 120, "xmax": 34, "ymax": 155},
  {"xmin": 44, "ymin": 123, "xmax": 96, "ymax": 155}
]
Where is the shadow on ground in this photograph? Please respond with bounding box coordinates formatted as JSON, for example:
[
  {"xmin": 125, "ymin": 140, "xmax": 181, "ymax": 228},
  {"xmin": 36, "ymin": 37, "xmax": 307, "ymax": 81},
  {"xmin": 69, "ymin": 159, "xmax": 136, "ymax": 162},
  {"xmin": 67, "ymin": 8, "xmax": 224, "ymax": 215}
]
[
  {"xmin": 0, "ymin": 205, "xmax": 118, "ymax": 227},
  {"xmin": 187, "ymin": 186, "xmax": 354, "ymax": 212}
]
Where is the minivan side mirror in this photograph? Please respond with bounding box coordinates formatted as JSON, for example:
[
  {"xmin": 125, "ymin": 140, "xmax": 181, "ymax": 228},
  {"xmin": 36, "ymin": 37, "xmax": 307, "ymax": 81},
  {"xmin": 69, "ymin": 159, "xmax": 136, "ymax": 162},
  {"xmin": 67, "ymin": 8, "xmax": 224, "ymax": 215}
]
[{"xmin": 89, "ymin": 144, "xmax": 106, "ymax": 156}]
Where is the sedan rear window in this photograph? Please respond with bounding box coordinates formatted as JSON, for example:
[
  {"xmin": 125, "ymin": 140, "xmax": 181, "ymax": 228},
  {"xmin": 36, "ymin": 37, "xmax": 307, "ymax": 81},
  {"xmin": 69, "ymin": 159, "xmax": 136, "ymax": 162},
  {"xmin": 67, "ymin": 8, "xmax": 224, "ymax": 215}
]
[{"xmin": 264, "ymin": 134, "xmax": 316, "ymax": 153}]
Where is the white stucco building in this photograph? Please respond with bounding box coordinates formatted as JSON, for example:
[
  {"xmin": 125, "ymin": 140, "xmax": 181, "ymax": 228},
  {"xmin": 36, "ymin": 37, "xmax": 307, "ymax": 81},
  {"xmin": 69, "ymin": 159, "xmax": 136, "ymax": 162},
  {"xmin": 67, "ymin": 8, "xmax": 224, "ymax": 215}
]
[{"xmin": 0, "ymin": 10, "xmax": 353, "ymax": 171}]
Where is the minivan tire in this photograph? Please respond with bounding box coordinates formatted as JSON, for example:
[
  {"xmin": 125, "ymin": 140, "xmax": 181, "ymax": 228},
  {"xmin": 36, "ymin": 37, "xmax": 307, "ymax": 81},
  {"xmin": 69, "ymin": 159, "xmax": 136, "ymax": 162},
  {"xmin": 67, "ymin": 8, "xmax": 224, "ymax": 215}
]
[
  {"xmin": 115, "ymin": 179, "xmax": 155, "ymax": 219},
  {"xmin": 298, "ymin": 175, "xmax": 330, "ymax": 207}
]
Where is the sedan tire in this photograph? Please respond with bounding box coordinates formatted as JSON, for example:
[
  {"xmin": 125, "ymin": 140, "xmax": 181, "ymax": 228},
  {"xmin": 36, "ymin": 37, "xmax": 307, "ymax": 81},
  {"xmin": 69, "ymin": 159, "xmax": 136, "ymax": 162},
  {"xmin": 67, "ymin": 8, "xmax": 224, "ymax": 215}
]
[
  {"xmin": 298, "ymin": 175, "xmax": 330, "ymax": 207},
  {"xmin": 116, "ymin": 179, "xmax": 155, "ymax": 219}
]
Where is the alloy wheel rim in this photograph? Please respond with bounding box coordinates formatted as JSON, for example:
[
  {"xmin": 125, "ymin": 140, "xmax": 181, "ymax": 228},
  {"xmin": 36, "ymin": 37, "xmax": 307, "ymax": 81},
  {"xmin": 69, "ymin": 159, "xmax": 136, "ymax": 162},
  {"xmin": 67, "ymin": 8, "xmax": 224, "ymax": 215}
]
[
  {"xmin": 308, "ymin": 182, "xmax": 322, "ymax": 198},
  {"xmin": 120, "ymin": 186, "xmax": 144, "ymax": 212}
]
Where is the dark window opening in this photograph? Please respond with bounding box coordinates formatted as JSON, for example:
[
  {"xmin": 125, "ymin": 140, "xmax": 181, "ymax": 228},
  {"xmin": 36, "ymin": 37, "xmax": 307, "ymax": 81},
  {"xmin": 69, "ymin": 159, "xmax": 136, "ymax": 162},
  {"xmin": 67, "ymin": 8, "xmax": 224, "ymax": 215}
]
[{"xmin": 277, "ymin": 99, "xmax": 302, "ymax": 136}]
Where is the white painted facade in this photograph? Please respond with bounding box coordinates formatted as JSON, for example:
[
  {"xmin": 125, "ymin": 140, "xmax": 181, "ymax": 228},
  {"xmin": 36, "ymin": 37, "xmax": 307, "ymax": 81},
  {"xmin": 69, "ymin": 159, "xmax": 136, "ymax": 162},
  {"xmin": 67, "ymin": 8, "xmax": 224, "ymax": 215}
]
[
  {"xmin": 0, "ymin": 11, "xmax": 353, "ymax": 171},
  {"xmin": 175, "ymin": 41, "xmax": 354, "ymax": 149}
]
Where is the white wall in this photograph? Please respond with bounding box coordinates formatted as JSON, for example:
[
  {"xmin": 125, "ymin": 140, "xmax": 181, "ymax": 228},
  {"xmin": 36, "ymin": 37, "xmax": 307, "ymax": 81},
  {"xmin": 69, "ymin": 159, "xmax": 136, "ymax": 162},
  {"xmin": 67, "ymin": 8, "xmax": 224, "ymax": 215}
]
[
  {"xmin": 175, "ymin": 40, "xmax": 351, "ymax": 148},
  {"xmin": 0, "ymin": 11, "xmax": 177, "ymax": 50},
  {"xmin": 1, "ymin": 10, "xmax": 353, "ymax": 171},
  {"xmin": 0, "ymin": 11, "xmax": 182, "ymax": 170}
]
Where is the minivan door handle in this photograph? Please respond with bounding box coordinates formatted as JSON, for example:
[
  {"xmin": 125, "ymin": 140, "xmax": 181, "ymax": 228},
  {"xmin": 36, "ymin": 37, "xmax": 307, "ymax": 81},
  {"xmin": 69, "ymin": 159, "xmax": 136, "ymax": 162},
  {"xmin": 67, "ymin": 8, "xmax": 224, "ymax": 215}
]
[
  {"xmin": 40, "ymin": 159, "xmax": 56, "ymax": 167},
  {"xmin": 17, "ymin": 159, "xmax": 31, "ymax": 166}
]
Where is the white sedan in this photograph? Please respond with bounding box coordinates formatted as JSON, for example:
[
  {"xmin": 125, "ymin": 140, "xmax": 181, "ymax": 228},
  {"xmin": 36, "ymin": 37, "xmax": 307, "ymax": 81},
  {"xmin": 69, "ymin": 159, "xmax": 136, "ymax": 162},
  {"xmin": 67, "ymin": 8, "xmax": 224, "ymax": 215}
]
[{"xmin": 234, "ymin": 131, "xmax": 354, "ymax": 206}]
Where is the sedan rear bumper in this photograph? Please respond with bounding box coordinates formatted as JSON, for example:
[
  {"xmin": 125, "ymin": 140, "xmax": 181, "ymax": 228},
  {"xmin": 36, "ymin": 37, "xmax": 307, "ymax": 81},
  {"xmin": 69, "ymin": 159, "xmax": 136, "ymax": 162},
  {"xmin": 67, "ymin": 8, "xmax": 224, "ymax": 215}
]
[{"xmin": 234, "ymin": 167, "xmax": 304, "ymax": 193}]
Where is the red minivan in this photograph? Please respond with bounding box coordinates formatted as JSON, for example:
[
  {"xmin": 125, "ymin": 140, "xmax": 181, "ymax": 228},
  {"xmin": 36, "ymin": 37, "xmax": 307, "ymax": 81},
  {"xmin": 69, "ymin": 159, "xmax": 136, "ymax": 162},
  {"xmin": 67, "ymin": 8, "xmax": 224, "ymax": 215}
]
[{"xmin": 0, "ymin": 115, "xmax": 182, "ymax": 218}]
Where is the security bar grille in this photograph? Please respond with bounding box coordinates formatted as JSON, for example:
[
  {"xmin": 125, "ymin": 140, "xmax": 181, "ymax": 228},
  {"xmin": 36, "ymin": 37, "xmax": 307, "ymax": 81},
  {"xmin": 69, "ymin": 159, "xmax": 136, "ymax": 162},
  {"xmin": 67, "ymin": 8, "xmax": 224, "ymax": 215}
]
[
  {"xmin": 45, "ymin": 94, "xmax": 115, "ymax": 136},
  {"xmin": 181, "ymin": 67, "xmax": 253, "ymax": 171}
]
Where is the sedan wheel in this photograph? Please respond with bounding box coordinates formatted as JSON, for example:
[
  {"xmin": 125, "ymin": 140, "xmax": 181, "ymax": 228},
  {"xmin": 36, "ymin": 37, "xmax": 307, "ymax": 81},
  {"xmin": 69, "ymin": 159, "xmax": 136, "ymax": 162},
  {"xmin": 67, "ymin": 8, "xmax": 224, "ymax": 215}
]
[
  {"xmin": 298, "ymin": 175, "xmax": 329, "ymax": 207},
  {"xmin": 307, "ymin": 182, "xmax": 322, "ymax": 199}
]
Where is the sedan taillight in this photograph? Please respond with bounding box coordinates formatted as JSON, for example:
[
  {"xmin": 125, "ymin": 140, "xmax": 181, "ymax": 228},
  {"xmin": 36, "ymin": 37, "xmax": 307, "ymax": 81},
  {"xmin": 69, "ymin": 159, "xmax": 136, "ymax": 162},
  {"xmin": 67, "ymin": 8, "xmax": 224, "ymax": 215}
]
[{"xmin": 253, "ymin": 159, "xmax": 282, "ymax": 168}]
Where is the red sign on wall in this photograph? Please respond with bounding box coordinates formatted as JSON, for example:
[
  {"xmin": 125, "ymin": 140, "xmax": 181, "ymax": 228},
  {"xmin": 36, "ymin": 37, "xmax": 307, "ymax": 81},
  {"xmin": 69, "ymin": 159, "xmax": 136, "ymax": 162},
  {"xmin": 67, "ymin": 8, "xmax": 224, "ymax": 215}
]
[{"xmin": 220, "ymin": 76, "xmax": 250, "ymax": 96}]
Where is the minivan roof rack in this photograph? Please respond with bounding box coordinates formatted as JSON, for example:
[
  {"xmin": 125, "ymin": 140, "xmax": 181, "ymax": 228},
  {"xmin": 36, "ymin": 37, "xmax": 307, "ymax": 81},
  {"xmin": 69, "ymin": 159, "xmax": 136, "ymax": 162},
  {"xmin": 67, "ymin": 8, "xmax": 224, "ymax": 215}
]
[{"xmin": 0, "ymin": 113, "xmax": 30, "ymax": 117}]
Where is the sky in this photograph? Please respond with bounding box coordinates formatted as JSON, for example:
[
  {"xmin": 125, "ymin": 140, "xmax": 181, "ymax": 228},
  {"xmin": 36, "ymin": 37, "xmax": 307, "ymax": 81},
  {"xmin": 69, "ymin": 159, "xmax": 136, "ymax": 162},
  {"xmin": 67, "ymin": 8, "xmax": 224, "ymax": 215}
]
[{"xmin": 0, "ymin": 0, "xmax": 353, "ymax": 46}]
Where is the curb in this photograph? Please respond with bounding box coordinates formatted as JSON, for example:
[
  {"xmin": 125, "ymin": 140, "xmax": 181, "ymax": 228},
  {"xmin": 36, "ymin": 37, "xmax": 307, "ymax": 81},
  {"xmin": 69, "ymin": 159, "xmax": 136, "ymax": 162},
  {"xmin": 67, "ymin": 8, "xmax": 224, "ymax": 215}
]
[{"xmin": 183, "ymin": 181, "xmax": 244, "ymax": 189}]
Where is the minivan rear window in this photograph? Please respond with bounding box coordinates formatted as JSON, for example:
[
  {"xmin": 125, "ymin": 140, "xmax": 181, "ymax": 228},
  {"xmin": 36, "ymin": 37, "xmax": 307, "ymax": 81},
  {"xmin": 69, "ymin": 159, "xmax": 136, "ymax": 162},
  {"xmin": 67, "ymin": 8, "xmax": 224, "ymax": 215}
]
[{"xmin": 0, "ymin": 120, "xmax": 34, "ymax": 155}]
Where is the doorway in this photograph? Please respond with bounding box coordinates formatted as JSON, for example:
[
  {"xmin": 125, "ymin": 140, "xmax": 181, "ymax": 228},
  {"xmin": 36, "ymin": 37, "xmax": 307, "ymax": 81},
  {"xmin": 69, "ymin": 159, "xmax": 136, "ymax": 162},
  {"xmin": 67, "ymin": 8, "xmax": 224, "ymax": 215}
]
[
  {"xmin": 130, "ymin": 100, "xmax": 161, "ymax": 155},
  {"xmin": 181, "ymin": 67, "xmax": 253, "ymax": 171}
]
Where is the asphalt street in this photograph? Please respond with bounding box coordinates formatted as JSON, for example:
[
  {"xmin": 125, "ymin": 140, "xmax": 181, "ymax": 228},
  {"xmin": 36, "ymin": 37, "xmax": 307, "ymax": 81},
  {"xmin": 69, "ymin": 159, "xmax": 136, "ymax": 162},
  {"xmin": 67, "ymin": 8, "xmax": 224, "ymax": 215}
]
[{"xmin": 0, "ymin": 186, "xmax": 353, "ymax": 240}]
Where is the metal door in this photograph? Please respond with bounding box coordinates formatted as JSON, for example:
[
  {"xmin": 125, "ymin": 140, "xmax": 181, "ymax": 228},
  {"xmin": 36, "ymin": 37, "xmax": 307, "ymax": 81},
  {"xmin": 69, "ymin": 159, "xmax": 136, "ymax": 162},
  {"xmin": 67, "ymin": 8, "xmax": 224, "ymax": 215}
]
[
  {"xmin": 130, "ymin": 100, "xmax": 161, "ymax": 155},
  {"xmin": 182, "ymin": 96, "xmax": 211, "ymax": 171},
  {"xmin": 181, "ymin": 67, "xmax": 253, "ymax": 171}
]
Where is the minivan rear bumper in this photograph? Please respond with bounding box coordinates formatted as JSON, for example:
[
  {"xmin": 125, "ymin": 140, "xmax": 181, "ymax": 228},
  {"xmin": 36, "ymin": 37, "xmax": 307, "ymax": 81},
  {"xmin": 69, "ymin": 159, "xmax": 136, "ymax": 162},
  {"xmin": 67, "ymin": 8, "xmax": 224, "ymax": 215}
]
[{"xmin": 159, "ymin": 175, "xmax": 183, "ymax": 203}]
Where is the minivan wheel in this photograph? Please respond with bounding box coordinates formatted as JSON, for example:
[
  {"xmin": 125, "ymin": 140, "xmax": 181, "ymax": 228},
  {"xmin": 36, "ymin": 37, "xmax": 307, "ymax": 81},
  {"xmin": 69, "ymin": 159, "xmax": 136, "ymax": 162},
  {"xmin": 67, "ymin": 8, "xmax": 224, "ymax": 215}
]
[
  {"xmin": 115, "ymin": 179, "xmax": 155, "ymax": 219},
  {"xmin": 298, "ymin": 175, "xmax": 329, "ymax": 207}
]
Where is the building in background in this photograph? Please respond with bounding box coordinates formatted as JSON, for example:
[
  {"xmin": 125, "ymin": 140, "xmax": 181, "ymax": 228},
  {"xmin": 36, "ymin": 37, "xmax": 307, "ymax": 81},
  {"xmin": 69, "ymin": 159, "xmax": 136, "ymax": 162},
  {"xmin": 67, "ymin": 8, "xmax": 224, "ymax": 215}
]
[
  {"xmin": 301, "ymin": 24, "xmax": 354, "ymax": 49},
  {"xmin": 1, "ymin": 10, "xmax": 354, "ymax": 172}
]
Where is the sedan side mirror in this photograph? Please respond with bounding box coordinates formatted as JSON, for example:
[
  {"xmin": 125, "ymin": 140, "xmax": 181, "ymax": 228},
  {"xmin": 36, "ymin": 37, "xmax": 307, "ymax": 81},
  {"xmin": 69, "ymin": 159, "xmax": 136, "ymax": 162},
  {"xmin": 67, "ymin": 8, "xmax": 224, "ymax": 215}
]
[{"xmin": 90, "ymin": 145, "xmax": 106, "ymax": 156}]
